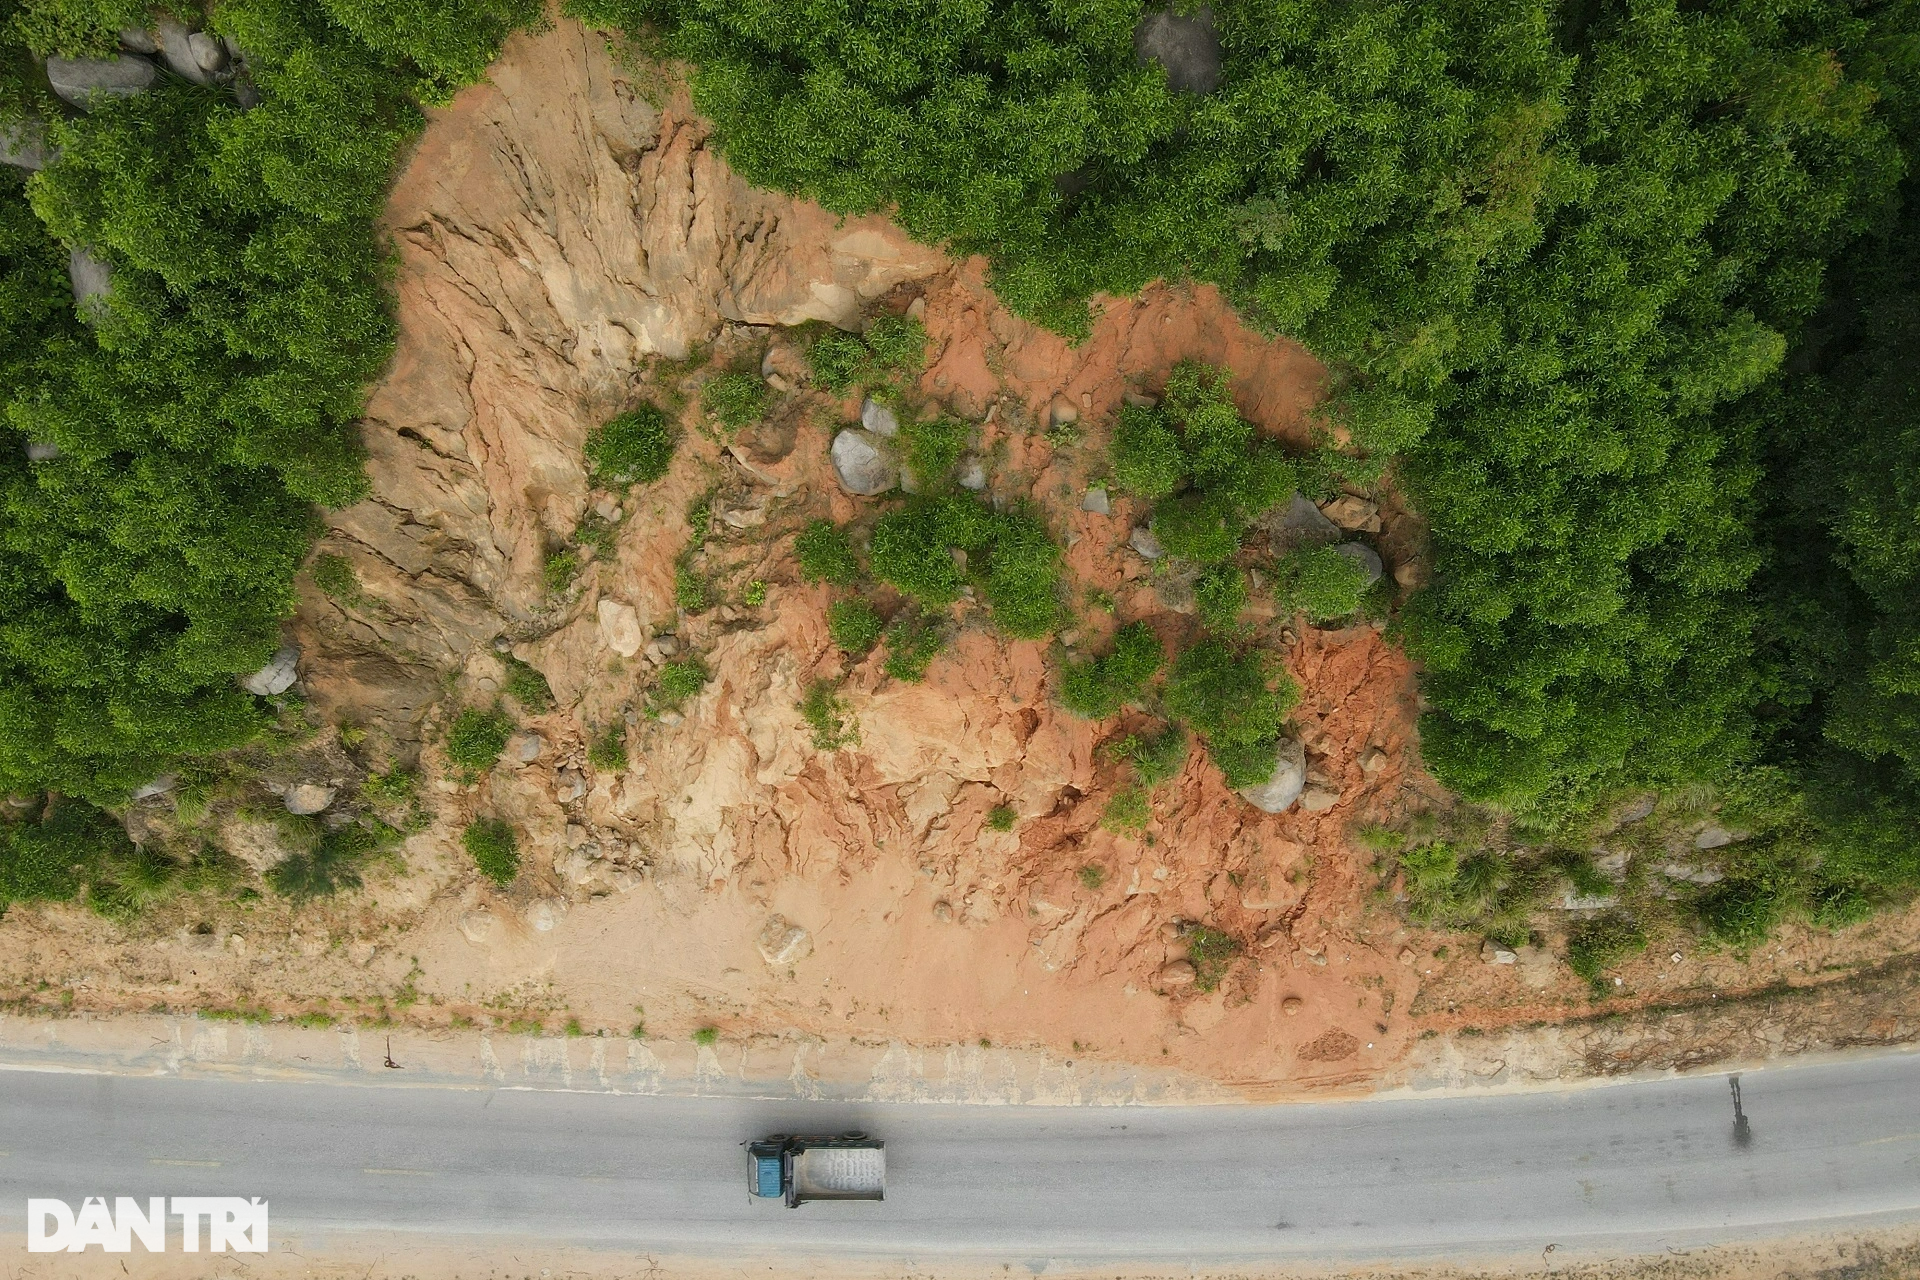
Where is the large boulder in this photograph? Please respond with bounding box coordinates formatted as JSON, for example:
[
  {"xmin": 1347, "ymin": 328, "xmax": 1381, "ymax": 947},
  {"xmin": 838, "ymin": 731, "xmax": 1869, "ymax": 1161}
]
[
  {"xmin": 1319, "ymin": 494, "xmax": 1381, "ymax": 532},
  {"xmin": 157, "ymin": 17, "xmax": 208, "ymax": 83},
  {"xmin": 68, "ymin": 247, "xmax": 113, "ymax": 316},
  {"xmin": 1134, "ymin": 7, "xmax": 1222, "ymax": 94},
  {"xmin": 46, "ymin": 55, "xmax": 157, "ymax": 109},
  {"xmin": 859, "ymin": 396, "xmax": 898, "ymax": 437},
  {"xmin": 0, "ymin": 120, "xmax": 51, "ymax": 171},
  {"xmin": 242, "ymin": 645, "xmax": 300, "ymax": 696},
  {"xmin": 1238, "ymin": 737, "xmax": 1307, "ymax": 813},
  {"xmin": 596, "ymin": 598, "xmax": 644, "ymax": 657},
  {"xmin": 154, "ymin": 18, "xmax": 229, "ymax": 84},
  {"xmin": 1332, "ymin": 541, "xmax": 1384, "ymax": 586},
  {"xmin": 283, "ymin": 783, "xmax": 336, "ymax": 816},
  {"xmin": 830, "ymin": 428, "xmax": 898, "ymax": 496},
  {"xmin": 1269, "ymin": 491, "xmax": 1340, "ymax": 550}
]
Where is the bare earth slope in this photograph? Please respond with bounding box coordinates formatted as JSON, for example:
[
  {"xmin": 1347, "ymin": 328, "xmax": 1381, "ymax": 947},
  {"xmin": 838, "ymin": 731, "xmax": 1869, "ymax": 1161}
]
[
  {"xmin": 289, "ymin": 21, "xmax": 1423, "ymax": 1091},
  {"xmin": 3, "ymin": 21, "xmax": 1917, "ymax": 1098}
]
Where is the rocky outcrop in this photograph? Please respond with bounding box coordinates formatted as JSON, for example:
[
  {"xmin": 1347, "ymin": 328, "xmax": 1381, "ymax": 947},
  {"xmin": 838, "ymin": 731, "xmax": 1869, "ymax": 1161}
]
[
  {"xmin": 250, "ymin": 19, "xmax": 1425, "ymax": 1091},
  {"xmin": 1269, "ymin": 492, "xmax": 1340, "ymax": 550}
]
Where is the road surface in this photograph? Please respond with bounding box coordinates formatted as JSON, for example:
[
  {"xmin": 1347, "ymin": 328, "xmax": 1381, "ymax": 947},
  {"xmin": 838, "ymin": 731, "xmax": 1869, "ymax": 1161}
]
[{"xmin": 4, "ymin": 1051, "xmax": 1919, "ymax": 1262}]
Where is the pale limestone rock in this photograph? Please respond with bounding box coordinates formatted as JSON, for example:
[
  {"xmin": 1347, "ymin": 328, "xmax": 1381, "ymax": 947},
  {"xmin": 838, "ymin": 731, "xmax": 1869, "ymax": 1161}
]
[
  {"xmin": 597, "ymin": 599, "xmax": 644, "ymax": 658},
  {"xmin": 526, "ymin": 898, "xmax": 566, "ymax": 932},
  {"xmin": 756, "ymin": 914, "xmax": 813, "ymax": 966},
  {"xmin": 1299, "ymin": 785, "xmax": 1341, "ymax": 813},
  {"xmin": 1238, "ymin": 738, "xmax": 1306, "ymax": 813},
  {"xmin": 831, "ymin": 429, "xmax": 898, "ymax": 495},
  {"xmin": 859, "ymin": 397, "xmax": 899, "ymax": 437},
  {"xmin": 283, "ymin": 783, "xmax": 336, "ymax": 816},
  {"xmin": 1320, "ymin": 494, "xmax": 1381, "ymax": 532},
  {"xmin": 458, "ymin": 911, "xmax": 497, "ymax": 946}
]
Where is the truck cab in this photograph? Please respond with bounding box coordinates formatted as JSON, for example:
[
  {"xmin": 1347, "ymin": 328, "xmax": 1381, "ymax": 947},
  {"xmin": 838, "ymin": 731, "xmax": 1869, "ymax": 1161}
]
[{"xmin": 746, "ymin": 1132, "xmax": 885, "ymax": 1208}]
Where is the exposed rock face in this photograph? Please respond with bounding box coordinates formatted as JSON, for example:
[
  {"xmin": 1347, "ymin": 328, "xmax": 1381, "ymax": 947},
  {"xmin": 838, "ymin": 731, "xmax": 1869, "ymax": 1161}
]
[
  {"xmin": 1298, "ymin": 785, "xmax": 1341, "ymax": 813},
  {"xmin": 130, "ymin": 775, "xmax": 178, "ymax": 801},
  {"xmin": 46, "ymin": 55, "xmax": 156, "ymax": 108},
  {"xmin": 1159, "ymin": 960, "xmax": 1197, "ymax": 986},
  {"xmin": 596, "ymin": 599, "xmax": 645, "ymax": 658},
  {"xmin": 1319, "ymin": 494, "xmax": 1380, "ymax": 532},
  {"xmin": 243, "ymin": 21, "xmax": 1425, "ymax": 1092},
  {"xmin": 292, "ymin": 22, "xmax": 940, "ymax": 734},
  {"xmin": 956, "ymin": 453, "xmax": 987, "ymax": 491},
  {"xmin": 859, "ymin": 397, "xmax": 899, "ymax": 437},
  {"xmin": 1694, "ymin": 825, "xmax": 1743, "ymax": 850},
  {"xmin": 156, "ymin": 17, "xmax": 211, "ymax": 84}
]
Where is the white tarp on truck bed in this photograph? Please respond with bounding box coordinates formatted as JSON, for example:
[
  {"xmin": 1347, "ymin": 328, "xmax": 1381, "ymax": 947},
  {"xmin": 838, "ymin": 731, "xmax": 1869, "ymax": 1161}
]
[{"xmin": 792, "ymin": 1145, "xmax": 885, "ymax": 1201}]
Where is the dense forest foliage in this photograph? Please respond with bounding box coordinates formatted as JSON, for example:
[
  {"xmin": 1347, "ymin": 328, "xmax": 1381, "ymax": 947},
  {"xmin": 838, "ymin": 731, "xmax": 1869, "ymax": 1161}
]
[
  {"xmin": 588, "ymin": 0, "xmax": 1920, "ymax": 919},
  {"xmin": 0, "ymin": 0, "xmax": 537, "ymax": 810}
]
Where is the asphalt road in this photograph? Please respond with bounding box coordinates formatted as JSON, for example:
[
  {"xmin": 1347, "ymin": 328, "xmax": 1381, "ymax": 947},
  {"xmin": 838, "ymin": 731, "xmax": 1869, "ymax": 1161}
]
[{"xmin": 4, "ymin": 1051, "xmax": 1919, "ymax": 1262}]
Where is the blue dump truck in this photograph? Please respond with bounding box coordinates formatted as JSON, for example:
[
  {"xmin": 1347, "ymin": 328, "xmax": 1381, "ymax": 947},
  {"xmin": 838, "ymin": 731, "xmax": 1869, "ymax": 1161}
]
[{"xmin": 747, "ymin": 1132, "xmax": 886, "ymax": 1208}]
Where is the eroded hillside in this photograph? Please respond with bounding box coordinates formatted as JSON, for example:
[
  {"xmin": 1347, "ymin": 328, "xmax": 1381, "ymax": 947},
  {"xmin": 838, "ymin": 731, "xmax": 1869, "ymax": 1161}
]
[{"xmin": 5, "ymin": 21, "xmax": 1917, "ymax": 1095}]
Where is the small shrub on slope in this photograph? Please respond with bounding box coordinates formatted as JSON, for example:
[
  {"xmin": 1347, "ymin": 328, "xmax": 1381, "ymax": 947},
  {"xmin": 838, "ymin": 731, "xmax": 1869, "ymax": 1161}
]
[
  {"xmin": 795, "ymin": 520, "xmax": 859, "ymax": 586},
  {"xmin": 1164, "ymin": 641, "xmax": 1296, "ymax": 789},
  {"xmin": 462, "ymin": 818, "xmax": 518, "ymax": 888},
  {"xmin": 1060, "ymin": 622, "xmax": 1163, "ymax": 719},
  {"xmin": 586, "ymin": 406, "xmax": 675, "ymax": 485}
]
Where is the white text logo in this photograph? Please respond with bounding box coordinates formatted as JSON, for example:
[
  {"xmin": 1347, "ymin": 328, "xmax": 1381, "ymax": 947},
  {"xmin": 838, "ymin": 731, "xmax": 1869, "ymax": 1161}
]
[{"xmin": 27, "ymin": 1197, "xmax": 268, "ymax": 1253}]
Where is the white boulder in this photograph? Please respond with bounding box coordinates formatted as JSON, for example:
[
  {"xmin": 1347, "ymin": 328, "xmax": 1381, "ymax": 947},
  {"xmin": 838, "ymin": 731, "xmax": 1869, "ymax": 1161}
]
[
  {"xmin": 1238, "ymin": 738, "xmax": 1306, "ymax": 813},
  {"xmin": 242, "ymin": 645, "xmax": 299, "ymax": 696}
]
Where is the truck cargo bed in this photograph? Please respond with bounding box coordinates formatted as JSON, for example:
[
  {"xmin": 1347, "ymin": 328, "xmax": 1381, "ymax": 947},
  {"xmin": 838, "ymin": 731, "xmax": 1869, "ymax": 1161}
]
[{"xmin": 790, "ymin": 1143, "xmax": 885, "ymax": 1203}]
